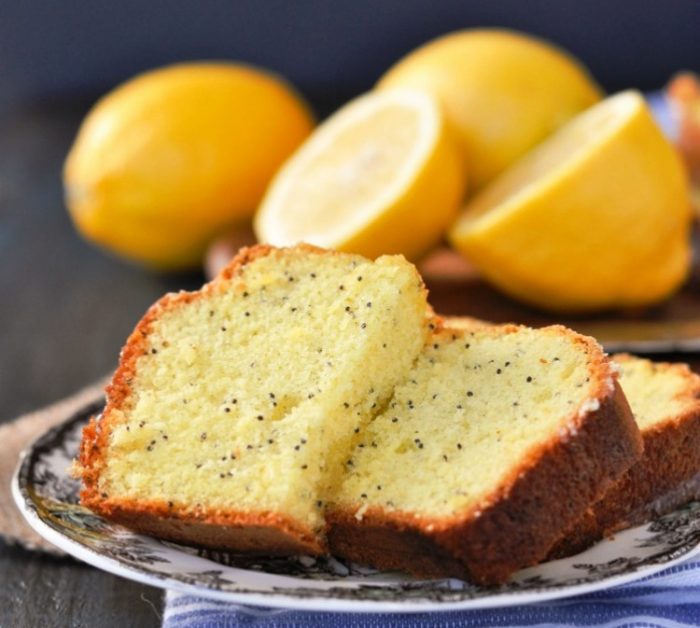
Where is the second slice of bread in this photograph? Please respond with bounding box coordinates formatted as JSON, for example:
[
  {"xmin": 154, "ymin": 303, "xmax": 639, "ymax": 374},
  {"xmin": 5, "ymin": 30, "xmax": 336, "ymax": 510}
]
[
  {"xmin": 449, "ymin": 317, "xmax": 700, "ymax": 558},
  {"xmin": 327, "ymin": 324, "xmax": 642, "ymax": 584}
]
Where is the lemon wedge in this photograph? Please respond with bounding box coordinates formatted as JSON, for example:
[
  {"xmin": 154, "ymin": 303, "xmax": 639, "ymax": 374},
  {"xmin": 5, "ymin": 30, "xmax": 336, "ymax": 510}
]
[
  {"xmin": 449, "ymin": 90, "xmax": 691, "ymax": 313},
  {"xmin": 255, "ymin": 89, "xmax": 466, "ymax": 260}
]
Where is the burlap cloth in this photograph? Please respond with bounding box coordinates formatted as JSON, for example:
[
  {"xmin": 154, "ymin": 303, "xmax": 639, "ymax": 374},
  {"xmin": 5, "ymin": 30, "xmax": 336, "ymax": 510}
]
[{"xmin": 0, "ymin": 377, "xmax": 109, "ymax": 555}]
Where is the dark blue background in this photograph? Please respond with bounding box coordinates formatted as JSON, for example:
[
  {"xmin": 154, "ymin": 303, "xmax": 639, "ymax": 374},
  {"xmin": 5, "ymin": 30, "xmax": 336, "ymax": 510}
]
[{"xmin": 2, "ymin": 0, "xmax": 700, "ymax": 114}]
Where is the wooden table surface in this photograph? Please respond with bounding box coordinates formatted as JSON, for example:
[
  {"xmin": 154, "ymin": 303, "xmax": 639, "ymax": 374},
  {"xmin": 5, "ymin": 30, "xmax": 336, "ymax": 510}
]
[{"xmin": 3, "ymin": 99, "xmax": 700, "ymax": 627}]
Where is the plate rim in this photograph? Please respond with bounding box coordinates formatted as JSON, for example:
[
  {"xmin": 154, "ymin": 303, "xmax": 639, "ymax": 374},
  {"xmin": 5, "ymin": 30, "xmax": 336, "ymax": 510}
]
[{"xmin": 11, "ymin": 405, "xmax": 700, "ymax": 613}]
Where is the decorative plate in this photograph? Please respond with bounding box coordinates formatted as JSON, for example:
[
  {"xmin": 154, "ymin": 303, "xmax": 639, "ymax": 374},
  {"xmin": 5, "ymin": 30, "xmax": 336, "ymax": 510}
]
[{"xmin": 13, "ymin": 401, "xmax": 700, "ymax": 613}]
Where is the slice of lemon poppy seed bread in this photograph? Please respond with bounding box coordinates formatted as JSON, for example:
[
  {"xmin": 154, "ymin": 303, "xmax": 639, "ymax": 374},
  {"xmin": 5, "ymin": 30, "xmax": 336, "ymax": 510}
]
[
  {"xmin": 448, "ymin": 317, "xmax": 700, "ymax": 558},
  {"xmin": 549, "ymin": 353, "xmax": 700, "ymax": 557},
  {"xmin": 326, "ymin": 324, "xmax": 642, "ymax": 584},
  {"xmin": 76, "ymin": 244, "xmax": 430, "ymax": 555}
]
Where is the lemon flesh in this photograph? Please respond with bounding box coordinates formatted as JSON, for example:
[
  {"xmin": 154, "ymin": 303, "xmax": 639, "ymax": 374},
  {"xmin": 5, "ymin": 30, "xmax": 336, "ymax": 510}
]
[
  {"xmin": 378, "ymin": 29, "xmax": 603, "ymax": 189},
  {"xmin": 64, "ymin": 63, "xmax": 314, "ymax": 270},
  {"xmin": 255, "ymin": 89, "xmax": 466, "ymax": 261},
  {"xmin": 449, "ymin": 90, "xmax": 691, "ymax": 313}
]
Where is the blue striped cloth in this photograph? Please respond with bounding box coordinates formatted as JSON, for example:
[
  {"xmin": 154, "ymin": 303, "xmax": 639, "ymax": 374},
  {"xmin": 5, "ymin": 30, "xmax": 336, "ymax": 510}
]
[{"xmin": 163, "ymin": 557, "xmax": 700, "ymax": 627}]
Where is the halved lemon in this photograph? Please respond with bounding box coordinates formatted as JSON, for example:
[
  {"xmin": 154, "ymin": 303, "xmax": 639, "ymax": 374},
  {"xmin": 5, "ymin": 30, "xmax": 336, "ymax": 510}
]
[
  {"xmin": 449, "ymin": 90, "xmax": 691, "ymax": 313},
  {"xmin": 254, "ymin": 89, "xmax": 466, "ymax": 260}
]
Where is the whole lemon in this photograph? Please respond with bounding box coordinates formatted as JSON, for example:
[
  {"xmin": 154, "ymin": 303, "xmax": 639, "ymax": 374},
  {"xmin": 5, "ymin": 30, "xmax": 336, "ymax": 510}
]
[
  {"xmin": 64, "ymin": 62, "xmax": 315, "ymax": 270},
  {"xmin": 378, "ymin": 29, "xmax": 603, "ymax": 189}
]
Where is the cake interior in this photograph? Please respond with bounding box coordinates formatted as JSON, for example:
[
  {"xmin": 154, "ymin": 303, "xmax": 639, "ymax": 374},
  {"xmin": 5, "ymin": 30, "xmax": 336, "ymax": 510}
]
[
  {"xmin": 614, "ymin": 354, "xmax": 696, "ymax": 431},
  {"xmin": 96, "ymin": 249, "xmax": 428, "ymax": 532},
  {"xmin": 335, "ymin": 325, "xmax": 604, "ymax": 519}
]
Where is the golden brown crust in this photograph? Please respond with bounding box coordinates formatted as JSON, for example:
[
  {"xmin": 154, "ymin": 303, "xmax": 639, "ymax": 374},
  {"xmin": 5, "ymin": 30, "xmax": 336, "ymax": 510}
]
[
  {"xmin": 86, "ymin": 498, "xmax": 325, "ymax": 555},
  {"xmin": 549, "ymin": 355, "xmax": 700, "ymax": 558},
  {"xmin": 327, "ymin": 327, "xmax": 643, "ymax": 585},
  {"xmin": 326, "ymin": 510, "xmax": 472, "ymax": 580},
  {"xmin": 625, "ymin": 471, "xmax": 700, "ymax": 522},
  {"xmin": 77, "ymin": 243, "xmax": 361, "ymax": 556}
]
